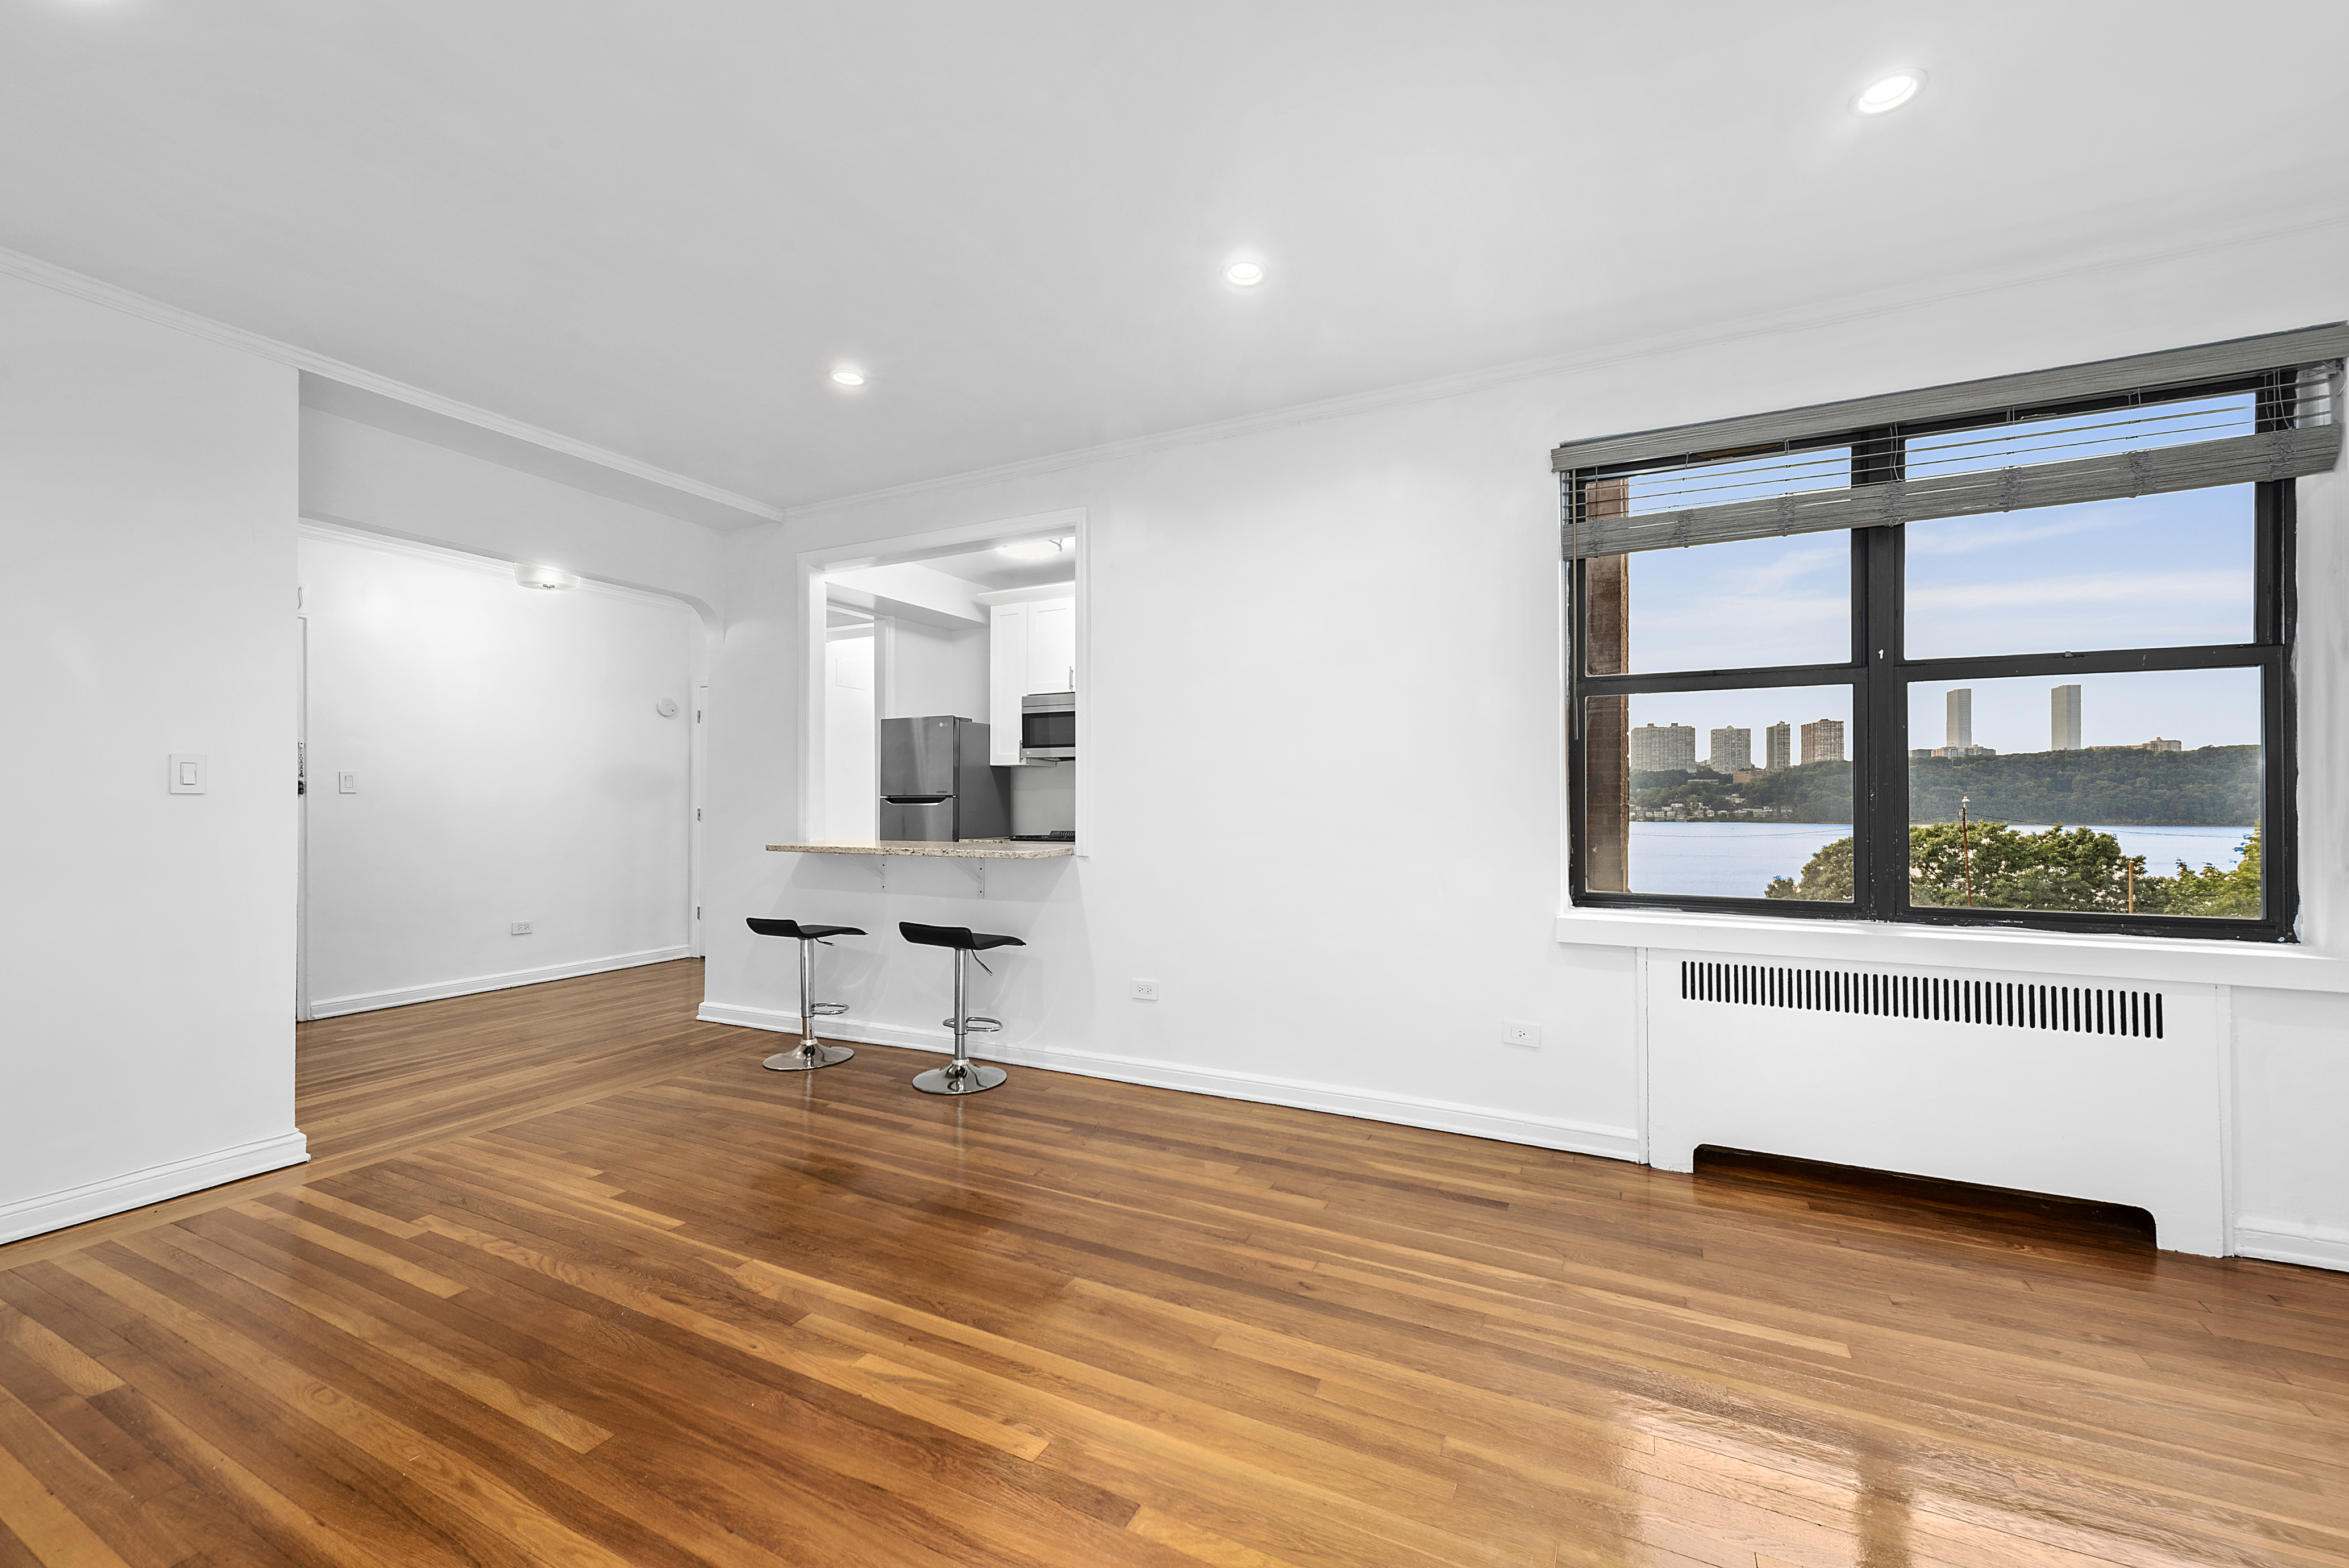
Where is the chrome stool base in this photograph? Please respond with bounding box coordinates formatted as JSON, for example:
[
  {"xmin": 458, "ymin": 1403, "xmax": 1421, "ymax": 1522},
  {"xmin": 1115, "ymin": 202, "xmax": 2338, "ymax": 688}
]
[
  {"xmin": 913, "ymin": 1061, "xmax": 1007, "ymax": 1095},
  {"xmin": 743, "ymin": 917, "xmax": 867, "ymax": 1075},
  {"xmin": 899, "ymin": 923, "xmax": 1027, "ymax": 1099},
  {"xmin": 764, "ymin": 1041, "xmax": 855, "ymax": 1072}
]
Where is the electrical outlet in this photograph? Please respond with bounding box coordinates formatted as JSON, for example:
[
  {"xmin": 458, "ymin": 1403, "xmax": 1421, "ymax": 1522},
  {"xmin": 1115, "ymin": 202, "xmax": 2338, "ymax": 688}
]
[
  {"xmin": 1130, "ymin": 978, "xmax": 1160, "ymax": 1002},
  {"xmin": 1501, "ymin": 1020, "xmax": 1541, "ymax": 1049},
  {"xmin": 510, "ymin": 922, "xmax": 534, "ymax": 936}
]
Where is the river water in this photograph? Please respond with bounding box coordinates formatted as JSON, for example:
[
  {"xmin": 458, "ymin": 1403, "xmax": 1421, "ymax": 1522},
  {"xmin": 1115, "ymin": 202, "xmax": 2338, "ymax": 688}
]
[{"xmin": 1627, "ymin": 822, "xmax": 2254, "ymax": 900}]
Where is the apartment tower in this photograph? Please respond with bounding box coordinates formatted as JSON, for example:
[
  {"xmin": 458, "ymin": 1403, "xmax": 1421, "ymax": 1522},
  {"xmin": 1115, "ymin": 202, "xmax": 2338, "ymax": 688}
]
[
  {"xmin": 2051, "ymin": 683, "xmax": 2083, "ymax": 750},
  {"xmin": 1800, "ymin": 718, "xmax": 1846, "ymax": 766},
  {"xmin": 1630, "ymin": 722, "xmax": 1697, "ymax": 773}
]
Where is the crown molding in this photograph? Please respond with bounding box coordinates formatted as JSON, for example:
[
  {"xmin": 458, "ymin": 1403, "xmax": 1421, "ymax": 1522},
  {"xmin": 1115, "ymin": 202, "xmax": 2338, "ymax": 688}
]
[{"xmin": 0, "ymin": 244, "xmax": 784, "ymax": 524}]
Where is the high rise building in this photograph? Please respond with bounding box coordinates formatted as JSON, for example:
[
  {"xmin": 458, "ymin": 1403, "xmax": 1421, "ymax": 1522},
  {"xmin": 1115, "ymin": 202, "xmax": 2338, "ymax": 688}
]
[
  {"xmin": 1708, "ymin": 725, "xmax": 1752, "ymax": 774},
  {"xmin": 1764, "ymin": 720, "xmax": 1790, "ymax": 772},
  {"xmin": 1629, "ymin": 722, "xmax": 1696, "ymax": 773},
  {"xmin": 2051, "ymin": 683, "xmax": 2083, "ymax": 750},
  {"xmin": 1946, "ymin": 688, "xmax": 1972, "ymax": 750},
  {"xmin": 1800, "ymin": 718, "xmax": 1845, "ymax": 765}
]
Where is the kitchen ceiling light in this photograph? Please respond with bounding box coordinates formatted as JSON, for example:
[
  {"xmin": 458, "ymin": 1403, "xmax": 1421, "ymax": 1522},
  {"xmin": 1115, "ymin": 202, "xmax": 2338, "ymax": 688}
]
[
  {"xmin": 1851, "ymin": 70, "xmax": 1924, "ymax": 115},
  {"xmin": 996, "ymin": 539, "xmax": 1065, "ymax": 561},
  {"xmin": 830, "ymin": 368, "xmax": 866, "ymax": 386},
  {"xmin": 516, "ymin": 564, "xmax": 579, "ymax": 591},
  {"xmin": 1223, "ymin": 261, "xmax": 1265, "ymax": 287}
]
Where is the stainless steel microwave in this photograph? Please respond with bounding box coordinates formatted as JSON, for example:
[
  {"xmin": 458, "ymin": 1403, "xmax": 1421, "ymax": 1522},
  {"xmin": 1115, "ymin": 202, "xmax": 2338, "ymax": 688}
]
[{"xmin": 1020, "ymin": 691, "xmax": 1075, "ymax": 762}]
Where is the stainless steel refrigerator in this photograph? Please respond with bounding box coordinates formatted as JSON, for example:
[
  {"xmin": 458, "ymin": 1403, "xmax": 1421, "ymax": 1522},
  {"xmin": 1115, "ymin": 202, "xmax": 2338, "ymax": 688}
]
[{"xmin": 876, "ymin": 716, "xmax": 1009, "ymax": 841}]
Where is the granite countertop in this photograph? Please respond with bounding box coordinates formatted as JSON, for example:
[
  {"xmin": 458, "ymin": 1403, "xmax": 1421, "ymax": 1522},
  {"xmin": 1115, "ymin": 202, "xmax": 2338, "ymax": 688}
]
[{"xmin": 764, "ymin": 837, "xmax": 1076, "ymax": 859}]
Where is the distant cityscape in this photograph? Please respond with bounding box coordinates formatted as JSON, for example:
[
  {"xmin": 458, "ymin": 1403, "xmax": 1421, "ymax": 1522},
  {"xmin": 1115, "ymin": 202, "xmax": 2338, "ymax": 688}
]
[
  {"xmin": 1629, "ymin": 683, "xmax": 2183, "ymax": 785},
  {"xmin": 1630, "ymin": 716, "xmax": 1841, "ymax": 779},
  {"xmin": 1908, "ymin": 684, "xmax": 2181, "ymax": 761}
]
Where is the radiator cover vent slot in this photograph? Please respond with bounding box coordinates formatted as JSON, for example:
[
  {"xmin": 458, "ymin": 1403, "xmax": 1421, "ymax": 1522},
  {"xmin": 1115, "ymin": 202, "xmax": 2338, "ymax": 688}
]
[{"xmin": 1679, "ymin": 961, "xmax": 2163, "ymax": 1038}]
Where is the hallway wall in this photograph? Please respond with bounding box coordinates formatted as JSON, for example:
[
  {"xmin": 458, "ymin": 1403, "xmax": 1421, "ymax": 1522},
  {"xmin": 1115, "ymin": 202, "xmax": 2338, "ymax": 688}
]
[{"xmin": 300, "ymin": 528, "xmax": 699, "ymax": 1015}]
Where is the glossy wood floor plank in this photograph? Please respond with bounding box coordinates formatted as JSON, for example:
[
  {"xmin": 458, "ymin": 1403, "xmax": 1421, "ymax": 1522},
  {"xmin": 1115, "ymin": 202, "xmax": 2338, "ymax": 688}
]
[{"xmin": 3, "ymin": 958, "xmax": 2348, "ymax": 1566}]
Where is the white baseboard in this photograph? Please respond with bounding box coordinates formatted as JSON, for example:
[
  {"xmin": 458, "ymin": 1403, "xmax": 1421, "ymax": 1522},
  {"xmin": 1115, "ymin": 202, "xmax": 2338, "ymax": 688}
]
[
  {"xmin": 696, "ymin": 1002, "xmax": 1640, "ymax": 1162},
  {"xmin": 2233, "ymin": 1216, "xmax": 2349, "ymax": 1273},
  {"xmin": 0, "ymin": 1131, "xmax": 310, "ymax": 1246},
  {"xmin": 309, "ymin": 946, "xmax": 694, "ymax": 1018}
]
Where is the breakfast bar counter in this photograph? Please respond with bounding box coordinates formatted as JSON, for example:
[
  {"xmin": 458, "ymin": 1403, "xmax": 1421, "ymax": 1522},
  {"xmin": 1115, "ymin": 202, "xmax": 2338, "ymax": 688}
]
[{"xmin": 765, "ymin": 837, "xmax": 1074, "ymax": 859}]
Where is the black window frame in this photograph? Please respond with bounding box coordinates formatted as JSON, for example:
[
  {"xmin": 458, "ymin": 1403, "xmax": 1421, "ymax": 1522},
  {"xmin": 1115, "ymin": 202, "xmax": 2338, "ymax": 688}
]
[{"xmin": 1564, "ymin": 370, "xmax": 2300, "ymax": 942}]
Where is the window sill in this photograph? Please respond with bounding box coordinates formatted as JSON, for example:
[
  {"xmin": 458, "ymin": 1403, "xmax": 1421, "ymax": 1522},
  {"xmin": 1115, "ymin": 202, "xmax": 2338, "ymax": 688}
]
[{"xmin": 1554, "ymin": 904, "xmax": 2345, "ymax": 991}]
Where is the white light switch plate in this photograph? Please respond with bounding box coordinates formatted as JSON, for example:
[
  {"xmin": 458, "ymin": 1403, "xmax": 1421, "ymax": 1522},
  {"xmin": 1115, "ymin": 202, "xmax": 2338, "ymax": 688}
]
[
  {"xmin": 168, "ymin": 754, "xmax": 207, "ymax": 794},
  {"xmin": 338, "ymin": 772, "xmax": 357, "ymax": 794}
]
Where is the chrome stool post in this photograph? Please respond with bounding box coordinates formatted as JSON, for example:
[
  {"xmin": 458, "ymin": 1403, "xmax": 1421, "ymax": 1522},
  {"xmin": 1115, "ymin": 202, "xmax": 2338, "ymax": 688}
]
[
  {"xmin": 899, "ymin": 921, "xmax": 1023, "ymax": 1095},
  {"xmin": 745, "ymin": 918, "xmax": 864, "ymax": 1071}
]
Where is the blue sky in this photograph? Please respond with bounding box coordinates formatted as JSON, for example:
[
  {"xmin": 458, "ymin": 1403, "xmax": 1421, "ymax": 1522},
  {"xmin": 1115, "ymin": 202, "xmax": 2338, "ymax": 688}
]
[{"xmin": 1605, "ymin": 486, "xmax": 2259, "ymax": 753}]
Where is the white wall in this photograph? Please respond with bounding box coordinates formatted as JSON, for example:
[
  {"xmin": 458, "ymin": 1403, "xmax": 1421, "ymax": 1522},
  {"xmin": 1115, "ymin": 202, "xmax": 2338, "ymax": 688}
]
[
  {"xmin": 301, "ymin": 406, "xmax": 727, "ymax": 618},
  {"xmin": 885, "ymin": 621, "xmax": 988, "ymax": 721},
  {"xmin": 300, "ymin": 529, "xmax": 697, "ymax": 1014},
  {"xmin": 1010, "ymin": 763, "xmax": 1076, "ymax": 836},
  {"xmin": 699, "ymin": 232, "xmax": 2349, "ymax": 1261},
  {"xmin": 0, "ymin": 272, "xmax": 305, "ymax": 1243}
]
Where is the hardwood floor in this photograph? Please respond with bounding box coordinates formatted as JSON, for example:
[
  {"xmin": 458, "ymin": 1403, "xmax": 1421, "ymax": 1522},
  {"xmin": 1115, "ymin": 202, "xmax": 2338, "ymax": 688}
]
[{"xmin": 3, "ymin": 960, "xmax": 2346, "ymax": 1567}]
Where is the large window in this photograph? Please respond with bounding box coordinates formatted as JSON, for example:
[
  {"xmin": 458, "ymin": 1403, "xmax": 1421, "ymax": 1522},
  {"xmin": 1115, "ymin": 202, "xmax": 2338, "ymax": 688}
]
[{"xmin": 1560, "ymin": 328, "xmax": 2344, "ymax": 940}]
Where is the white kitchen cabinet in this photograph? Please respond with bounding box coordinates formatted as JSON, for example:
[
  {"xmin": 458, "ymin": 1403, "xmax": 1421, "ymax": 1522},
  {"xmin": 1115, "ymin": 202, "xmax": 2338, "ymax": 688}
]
[
  {"xmin": 987, "ymin": 594, "xmax": 1076, "ymax": 765},
  {"xmin": 1025, "ymin": 601, "xmax": 1075, "ymax": 695}
]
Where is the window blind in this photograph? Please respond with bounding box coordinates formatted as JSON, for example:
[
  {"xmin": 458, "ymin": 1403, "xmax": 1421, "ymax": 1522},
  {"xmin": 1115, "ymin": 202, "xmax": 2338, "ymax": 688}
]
[{"xmin": 1556, "ymin": 324, "xmax": 2345, "ymax": 560}]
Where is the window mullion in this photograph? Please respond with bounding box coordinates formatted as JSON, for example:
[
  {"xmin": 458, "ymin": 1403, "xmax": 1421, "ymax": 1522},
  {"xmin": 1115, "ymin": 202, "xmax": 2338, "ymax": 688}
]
[{"xmin": 1859, "ymin": 515, "xmax": 1907, "ymax": 921}]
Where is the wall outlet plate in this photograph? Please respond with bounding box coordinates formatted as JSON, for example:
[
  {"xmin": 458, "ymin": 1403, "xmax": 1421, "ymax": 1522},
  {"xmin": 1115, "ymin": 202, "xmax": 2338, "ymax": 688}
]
[
  {"xmin": 510, "ymin": 922, "xmax": 534, "ymax": 936},
  {"xmin": 1501, "ymin": 1020, "xmax": 1542, "ymax": 1049},
  {"xmin": 1130, "ymin": 978, "xmax": 1160, "ymax": 1002}
]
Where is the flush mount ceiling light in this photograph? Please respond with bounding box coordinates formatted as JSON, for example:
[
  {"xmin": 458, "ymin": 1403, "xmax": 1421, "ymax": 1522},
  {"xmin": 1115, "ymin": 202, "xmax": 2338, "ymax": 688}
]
[
  {"xmin": 996, "ymin": 538, "xmax": 1067, "ymax": 561},
  {"xmin": 830, "ymin": 368, "xmax": 866, "ymax": 386},
  {"xmin": 516, "ymin": 564, "xmax": 580, "ymax": 591},
  {"xmin": 1851, "ymin": 69, "xmax": 1925, "ymax": 115},
  {"xmin": 1223, "ymin": 260, "xmax": 1266, "ymax": 287}
]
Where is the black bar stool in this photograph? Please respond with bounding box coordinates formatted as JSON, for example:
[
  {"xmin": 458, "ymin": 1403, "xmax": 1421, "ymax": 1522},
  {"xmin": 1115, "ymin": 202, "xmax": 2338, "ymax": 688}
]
[
  {"xmin": 899, "ymin": 922, "xmax": 1024, "ymax": 1095},
  {"xmin": 746, "ymin": 918, "xmax": 865, "ymax": 1071}
]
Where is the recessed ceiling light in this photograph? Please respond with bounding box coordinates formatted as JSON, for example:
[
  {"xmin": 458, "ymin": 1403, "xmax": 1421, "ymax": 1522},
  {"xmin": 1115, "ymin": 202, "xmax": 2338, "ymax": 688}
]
[
  {"xmin": 830, "ymin": 368, "xmax": 866, "ymax": 387},
  {"xmin": 1851, "ymin": 70, "xmax": 1925, "ymax": 115},
  {"xmin": 515, "ymin": 564, "xmax": 579, "ymax": 591},
  {"xmin": 1223, "ymin": 261, "xmax": 1266, "ymax": 287},
  {"xmin": 996, "ymin": 539, "xmax": 1065, "ymax": 561}
]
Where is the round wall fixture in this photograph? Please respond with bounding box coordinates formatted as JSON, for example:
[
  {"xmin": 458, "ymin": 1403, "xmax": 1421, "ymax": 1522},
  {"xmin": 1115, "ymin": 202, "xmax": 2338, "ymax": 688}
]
[
  {"xmin": 1223, "ymin": 260, "xmax": 1266, "ymax": 287},
  {"xmin": 656, "ymin": 697, "xmax": 681, "ymax": 718},
  {"xmin": 516, "ymin": 564, "xmax": 580, "ymax": 590}
]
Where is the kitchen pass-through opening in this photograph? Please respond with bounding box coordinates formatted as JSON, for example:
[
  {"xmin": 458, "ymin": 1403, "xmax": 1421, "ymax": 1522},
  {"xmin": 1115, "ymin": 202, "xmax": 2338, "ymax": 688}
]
[{"xmin": 801, "ymin": 510, "xmax": 1086, "ymax": 849}]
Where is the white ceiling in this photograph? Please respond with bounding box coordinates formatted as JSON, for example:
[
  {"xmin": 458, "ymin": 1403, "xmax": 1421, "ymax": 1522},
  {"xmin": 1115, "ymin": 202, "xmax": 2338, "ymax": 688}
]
[{"xmin": 2, "ymin": 2, "xmax": 2341, "ymax": 511}]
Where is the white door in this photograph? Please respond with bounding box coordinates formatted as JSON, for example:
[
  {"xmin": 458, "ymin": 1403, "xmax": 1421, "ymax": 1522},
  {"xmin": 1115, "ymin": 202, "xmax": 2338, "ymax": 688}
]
[{"xmin": 823, "ymin": 629, "xmax": 878, "ymax": 837}]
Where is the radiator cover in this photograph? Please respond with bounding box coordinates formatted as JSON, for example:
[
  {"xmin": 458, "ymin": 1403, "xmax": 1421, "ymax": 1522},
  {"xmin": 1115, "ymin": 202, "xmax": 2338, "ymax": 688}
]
[{"xmin": 1646, "ymin": 949, "xmax": 2223, "ymax": 1254}]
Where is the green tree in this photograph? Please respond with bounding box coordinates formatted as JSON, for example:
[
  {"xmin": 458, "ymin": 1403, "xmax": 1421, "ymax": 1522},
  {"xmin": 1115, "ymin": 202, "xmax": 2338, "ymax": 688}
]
[
  {"xmin": 1765, "ymin": 821, "xmax": 2261, "ymax": 915},
  {"xmin": 2147, "ymin": 827, "xmax": 2261, "ymax": 916},
  {"xmin": 1764, "ymin": 837, "xmax": 1852, "ymax": 901},
  {"xmin": 1909, "ymin": 821, "xmax": 2142, "ymax": 912}
]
